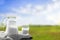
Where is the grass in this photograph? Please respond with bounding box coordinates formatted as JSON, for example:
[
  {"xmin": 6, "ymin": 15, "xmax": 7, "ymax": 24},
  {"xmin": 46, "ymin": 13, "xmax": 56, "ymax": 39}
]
[
  {"xmin": 29, "ymin": 25, "xmax": 60, "ymax": 40},
  {"xmin": 0, "ymin": 25, "xmax": 60, "ymax": 40}
]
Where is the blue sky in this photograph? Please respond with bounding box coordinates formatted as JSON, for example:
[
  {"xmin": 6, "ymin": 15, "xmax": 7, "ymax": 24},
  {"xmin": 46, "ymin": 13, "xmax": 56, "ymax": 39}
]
[
  {"xmin": 0, "ymin": 0, "xmax": 51, "ymax": 13},
  {"xmin": 0, "ymin": 0, "xmax": 60, "ymax": 25}
]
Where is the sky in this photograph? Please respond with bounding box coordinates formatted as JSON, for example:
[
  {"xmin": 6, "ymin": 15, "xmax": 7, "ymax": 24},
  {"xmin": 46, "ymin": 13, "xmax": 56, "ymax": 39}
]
[{"xmin": 0, "ymin": 0, "xmax": 60, "ymax": 25}]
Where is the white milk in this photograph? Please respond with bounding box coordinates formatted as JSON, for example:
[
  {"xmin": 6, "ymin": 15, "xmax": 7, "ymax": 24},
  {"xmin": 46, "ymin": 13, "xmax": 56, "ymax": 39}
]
[{"xmin": 5, "ymin": 16, "xmax": 18, "ymax": 35}]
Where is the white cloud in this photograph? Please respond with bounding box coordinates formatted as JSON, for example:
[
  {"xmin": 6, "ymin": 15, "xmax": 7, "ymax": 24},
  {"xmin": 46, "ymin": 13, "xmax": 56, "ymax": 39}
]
[
  {"xmin": 1, "ymin": 0, "xmax": 60, "ymax": 25},
  {"xmin": 12, "ymin": 4, "xmax": 32, "ymax": 14},
  {"xmin": 52, "ymin": 0, "xmax": 60, "ymax": 2},
  {"xmin": 52, "ymin": 0, "xmax": 57, "ymax": 2}
]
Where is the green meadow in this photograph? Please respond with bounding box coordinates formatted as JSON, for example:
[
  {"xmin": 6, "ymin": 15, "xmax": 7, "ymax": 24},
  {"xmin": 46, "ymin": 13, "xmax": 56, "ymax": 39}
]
[{"xmin": 0, "ymin": 25, "xmax": 60, "ymax": 40}]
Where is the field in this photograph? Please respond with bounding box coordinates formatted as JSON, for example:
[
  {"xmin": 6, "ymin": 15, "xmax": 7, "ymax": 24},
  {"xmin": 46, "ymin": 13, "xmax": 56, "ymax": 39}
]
[
  {"xmin": 0, "ymin": 25, "xmax": 60, "ymax": 40},
  {"xmin": 29, "ymin": 25, "xmax": 60, "ymax": 40}
]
